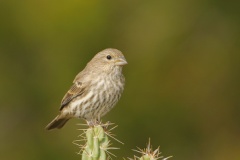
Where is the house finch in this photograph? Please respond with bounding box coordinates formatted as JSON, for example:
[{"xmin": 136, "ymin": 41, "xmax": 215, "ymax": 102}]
[{"xmin": 45, "ymin": 48, "xmax": 127, "ymax": 130}]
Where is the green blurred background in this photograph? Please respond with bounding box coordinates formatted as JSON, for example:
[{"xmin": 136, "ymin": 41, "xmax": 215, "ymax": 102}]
[{"xmin": 0, "ymin": 0, "xmax": 240, "ymax": 160}]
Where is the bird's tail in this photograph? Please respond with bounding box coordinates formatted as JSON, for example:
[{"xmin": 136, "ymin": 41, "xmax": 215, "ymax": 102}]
[{"xmin": 45, "ymin": 115, "xmax": 70, "ymax": 130}]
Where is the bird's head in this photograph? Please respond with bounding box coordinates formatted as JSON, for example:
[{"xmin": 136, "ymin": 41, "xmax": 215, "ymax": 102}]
[{"xmin": 88, "ymin": 48, "xmax": 127, "ymax": 73}]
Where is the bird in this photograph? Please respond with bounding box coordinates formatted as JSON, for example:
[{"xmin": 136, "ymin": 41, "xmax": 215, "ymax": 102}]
[{"xmin": 45, "ymin": 48, "xmax": 127, "ymax": 130}]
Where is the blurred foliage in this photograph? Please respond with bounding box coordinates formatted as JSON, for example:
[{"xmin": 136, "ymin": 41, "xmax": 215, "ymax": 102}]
[{"xmin": 0, "ymin": 0, "xmax": 240, "ymax": 160}]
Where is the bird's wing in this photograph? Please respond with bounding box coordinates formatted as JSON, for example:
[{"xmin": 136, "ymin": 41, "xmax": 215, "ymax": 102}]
[{"xmin": 59, "ymin": 81, "xmax": 86, "ymax": 111}]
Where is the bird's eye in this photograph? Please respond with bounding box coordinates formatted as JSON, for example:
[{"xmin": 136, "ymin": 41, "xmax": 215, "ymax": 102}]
[{"xmin": 106, "ymin": 55, "xmax": 112, "ymax": 60}]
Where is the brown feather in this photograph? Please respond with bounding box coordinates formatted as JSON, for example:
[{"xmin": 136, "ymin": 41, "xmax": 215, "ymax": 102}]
[
  {"xmin": 45, "ymin": 115, "xmax": 70, "ymax": 130},
  {"xmin": 60, "ymin": 81, "xmax": 85, "ymax": 110}
]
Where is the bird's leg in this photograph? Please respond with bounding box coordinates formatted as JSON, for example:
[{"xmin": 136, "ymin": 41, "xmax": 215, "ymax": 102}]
[
  {"xmin": 86, "ymin": 119, "xmax": 94, "ymax": 127},
  {"xmin": 97, "ymin": 115, "xmax": 101, "ymax": 123},
  {"xmin": 86, "ymin": 119, "xmax": 99, "ymax": 127}
]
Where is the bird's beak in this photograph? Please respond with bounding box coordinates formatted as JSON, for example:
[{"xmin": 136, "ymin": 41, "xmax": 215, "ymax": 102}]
[{"xmin": 115, "ymin": 57, "xmax": 128, "ymax": 66}]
